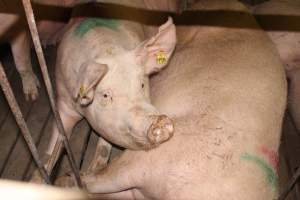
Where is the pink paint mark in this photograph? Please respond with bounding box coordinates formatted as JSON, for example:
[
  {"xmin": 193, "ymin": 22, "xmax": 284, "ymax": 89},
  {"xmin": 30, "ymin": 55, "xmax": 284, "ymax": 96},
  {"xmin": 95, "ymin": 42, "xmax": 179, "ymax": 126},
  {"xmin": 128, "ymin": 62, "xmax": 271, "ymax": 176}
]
[{"xmin": 260, "ymin": 146, "xmax": 279, "ymax": 173}]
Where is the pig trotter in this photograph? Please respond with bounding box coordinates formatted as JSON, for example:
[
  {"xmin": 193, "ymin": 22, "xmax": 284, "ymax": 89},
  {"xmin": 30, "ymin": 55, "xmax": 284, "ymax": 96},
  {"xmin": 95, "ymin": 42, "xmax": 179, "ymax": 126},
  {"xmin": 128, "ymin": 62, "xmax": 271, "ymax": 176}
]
[
  {"xmin": 20, "ymin": 71, "xmax": 40, "ymax": 101},
  {"xmin": 147, "ymin": 115, "xmax": 174, "ymax": 145}
]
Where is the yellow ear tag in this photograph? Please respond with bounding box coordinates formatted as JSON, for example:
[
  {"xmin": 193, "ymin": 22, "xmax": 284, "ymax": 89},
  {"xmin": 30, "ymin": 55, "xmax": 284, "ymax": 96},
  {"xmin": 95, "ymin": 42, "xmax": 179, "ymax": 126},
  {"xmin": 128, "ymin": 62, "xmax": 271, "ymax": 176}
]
[
  {"xmin": 156, "ymin": 51, "xmax": 167, "ymax": 65},
  {"xmin": 79, "ymin": 85, "xmax": 85, "ymax": 98}
]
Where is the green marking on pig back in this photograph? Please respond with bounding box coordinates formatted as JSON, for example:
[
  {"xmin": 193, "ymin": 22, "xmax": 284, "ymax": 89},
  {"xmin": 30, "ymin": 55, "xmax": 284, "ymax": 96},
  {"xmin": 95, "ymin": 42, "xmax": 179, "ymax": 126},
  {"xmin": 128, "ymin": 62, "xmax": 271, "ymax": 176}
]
[
  {"xmin": 241, "ymin": 153, "xmax": 278, "ymax": 190},
  {"xmin": 74, "ymin": 18, "xmax": 119, "ymax": 37}
]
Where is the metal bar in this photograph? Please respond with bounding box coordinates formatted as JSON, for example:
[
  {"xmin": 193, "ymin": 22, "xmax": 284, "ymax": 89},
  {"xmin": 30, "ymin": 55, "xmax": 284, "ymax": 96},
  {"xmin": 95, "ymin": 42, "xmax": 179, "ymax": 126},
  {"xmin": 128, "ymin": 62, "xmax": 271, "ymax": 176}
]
[
  {"xmin": 0, "ymin": 61, "xmax": 50, "ymax": 184},
  {"xmin": 21, "ymin": 0, "xmax": 83, "ymax": 187},
  {"xmin": 278, "ymin": 166, "xmax": 300, "ymax": 200},
  {"xmin": 277, "ymin": 111, "xmax": 300, "ymax": 200}
]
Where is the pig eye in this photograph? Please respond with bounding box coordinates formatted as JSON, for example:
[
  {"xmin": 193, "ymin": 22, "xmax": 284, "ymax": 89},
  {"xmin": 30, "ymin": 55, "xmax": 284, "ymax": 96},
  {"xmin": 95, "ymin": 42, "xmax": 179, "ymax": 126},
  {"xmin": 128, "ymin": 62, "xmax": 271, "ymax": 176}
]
[
  {"xmin": 99, "ymin": 90, "xmax": 113, "ymax": 106},
  {"xmin": 141, "ymin": 83, "xmax": 145, "ymax": 89}
]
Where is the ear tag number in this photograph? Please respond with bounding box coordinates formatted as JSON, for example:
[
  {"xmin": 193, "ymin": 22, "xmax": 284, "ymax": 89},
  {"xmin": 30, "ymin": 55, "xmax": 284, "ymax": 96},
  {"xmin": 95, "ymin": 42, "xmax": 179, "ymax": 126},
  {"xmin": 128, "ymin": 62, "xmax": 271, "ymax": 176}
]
[{"xmin": 156, "ymin": 51, "xmax": 167, "ymax": 65}]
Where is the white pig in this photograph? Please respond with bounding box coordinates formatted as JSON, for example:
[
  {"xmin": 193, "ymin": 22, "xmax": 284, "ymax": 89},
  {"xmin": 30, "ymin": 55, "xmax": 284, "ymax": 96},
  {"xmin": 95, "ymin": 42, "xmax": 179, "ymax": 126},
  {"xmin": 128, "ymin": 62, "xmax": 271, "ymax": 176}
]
[
  {"xmin": 32, "ymin": 15, "xmax": 177, "ymax": 180},
  {"xmin": 56, "ymin": 0, "xmax": 287, "ymax": 199}
]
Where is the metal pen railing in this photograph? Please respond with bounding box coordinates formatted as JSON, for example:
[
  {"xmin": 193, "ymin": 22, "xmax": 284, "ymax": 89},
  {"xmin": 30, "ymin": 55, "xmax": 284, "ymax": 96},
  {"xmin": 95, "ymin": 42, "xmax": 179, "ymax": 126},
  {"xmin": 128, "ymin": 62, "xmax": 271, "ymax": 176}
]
[
  {"xmin": 0, "ymin": 61, "xmax": 50, "ymax": 184},
  {"xmin": 21, "ymin": 0, "xmax": 82, "ymax": 187},
  {"xmin": 0, "ymin": 0, "xmax": 82, "ymax": 187}
]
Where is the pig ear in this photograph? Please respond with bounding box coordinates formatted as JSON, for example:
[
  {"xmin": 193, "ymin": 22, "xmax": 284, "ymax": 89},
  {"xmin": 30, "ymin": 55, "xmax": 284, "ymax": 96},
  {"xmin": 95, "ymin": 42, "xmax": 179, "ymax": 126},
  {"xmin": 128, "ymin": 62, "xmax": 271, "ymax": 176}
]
[
  {"xmin": 74, "ymin": 61, "xmax": 108, "ymax": 106},
  {"xmin": 135, "ymin": 17, "xmax": 176, "ymax": 75}
]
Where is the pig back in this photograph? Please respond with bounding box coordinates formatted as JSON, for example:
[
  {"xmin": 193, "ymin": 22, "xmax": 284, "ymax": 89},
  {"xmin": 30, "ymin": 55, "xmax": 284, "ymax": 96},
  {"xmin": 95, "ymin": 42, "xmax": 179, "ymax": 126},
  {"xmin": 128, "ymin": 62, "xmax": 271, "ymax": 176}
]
[
  {"xmin": 148, "ymin": 2, "xmax": 287, "ymax": 199},
  {"xmin": 152, "ymin": 25, "xmax": 287, "ymax": 144}
]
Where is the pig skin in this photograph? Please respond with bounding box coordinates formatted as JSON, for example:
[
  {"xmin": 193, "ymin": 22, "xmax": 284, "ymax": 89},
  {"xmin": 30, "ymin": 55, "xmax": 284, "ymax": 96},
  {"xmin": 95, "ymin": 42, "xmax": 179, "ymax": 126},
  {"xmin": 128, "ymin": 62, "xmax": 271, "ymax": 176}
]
[
  {"xmin": 56, "ymin": 0, "xmax": 287, "ymax": 199},
  {"xmin": 30, "ymin": 12, "xmax": 177, "ymax": 183}
]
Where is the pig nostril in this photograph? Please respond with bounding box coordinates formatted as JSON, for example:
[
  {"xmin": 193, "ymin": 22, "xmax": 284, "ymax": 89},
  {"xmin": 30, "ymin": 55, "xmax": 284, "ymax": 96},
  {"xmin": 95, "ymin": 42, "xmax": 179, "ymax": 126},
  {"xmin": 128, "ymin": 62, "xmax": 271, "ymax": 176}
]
[{"xmin": 164, "ymin": 123, "xmax": 173, "ymax": 132}]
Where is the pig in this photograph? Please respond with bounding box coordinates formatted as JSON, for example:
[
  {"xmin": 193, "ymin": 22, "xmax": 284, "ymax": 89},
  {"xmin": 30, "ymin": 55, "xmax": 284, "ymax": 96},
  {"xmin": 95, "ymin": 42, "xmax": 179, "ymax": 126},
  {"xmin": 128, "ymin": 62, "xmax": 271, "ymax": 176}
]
[
  {"xmin": 31, "ymin": 14, "xmax": 176, "ymax": 181},
  {"xmin": 55, "ymin": 0, "xmax": 287, "ymax": 199},
  {"xmin": 250, "ymin": 0, "xmax": 300, "ymax": 133},
  {"xmin": 0, "ymin": 0, "xmax": 72, "ymax": 100}
]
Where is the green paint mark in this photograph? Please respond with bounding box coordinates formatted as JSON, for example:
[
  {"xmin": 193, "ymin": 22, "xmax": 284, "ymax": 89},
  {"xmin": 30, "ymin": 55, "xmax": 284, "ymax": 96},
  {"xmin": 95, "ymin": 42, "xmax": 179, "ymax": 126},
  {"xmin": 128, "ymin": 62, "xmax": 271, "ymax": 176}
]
[
  {"xmin": 74, "ymin": 18, "xmax": 119, "ymax": 38},
  {"xmin": 241, "ymin": 153, "xmax": 278, "ymax": 190}
]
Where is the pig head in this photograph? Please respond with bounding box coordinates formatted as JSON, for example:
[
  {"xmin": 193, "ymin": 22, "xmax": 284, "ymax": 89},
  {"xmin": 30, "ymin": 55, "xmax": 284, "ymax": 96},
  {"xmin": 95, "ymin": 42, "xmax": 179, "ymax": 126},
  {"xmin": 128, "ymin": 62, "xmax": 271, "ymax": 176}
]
[{"xmin": 58, "ymin": 17, "xmax": 176, "ymax": 150}]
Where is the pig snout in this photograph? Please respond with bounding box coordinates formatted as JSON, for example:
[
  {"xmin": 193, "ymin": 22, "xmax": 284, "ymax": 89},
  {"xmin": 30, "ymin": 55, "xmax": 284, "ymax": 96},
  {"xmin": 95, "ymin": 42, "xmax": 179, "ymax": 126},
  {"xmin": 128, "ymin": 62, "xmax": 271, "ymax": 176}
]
[
  {"xmin": 147, "ymin": 115, "xmax": 174, "ymax": 145},
  {"xmin": 127, "ymin": 106, "xmax": 174, "ymax": 148}
]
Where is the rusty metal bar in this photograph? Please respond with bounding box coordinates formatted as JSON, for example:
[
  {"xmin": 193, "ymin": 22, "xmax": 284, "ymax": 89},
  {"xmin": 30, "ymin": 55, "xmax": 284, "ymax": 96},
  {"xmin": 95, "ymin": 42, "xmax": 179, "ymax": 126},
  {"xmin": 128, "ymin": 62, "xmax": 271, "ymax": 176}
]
[
  {"xmin": 0, "ymin": 61, "xmax": 50, "ymax": 184},
  {"xmin": 278, "ymin": 166, "xmax": 300, "ymax": 200},
  {"xmin": 277, "ymin": 111, "xmax": 300, "ymax": 200},
  {"xmin": 21, "ymin": 0, "xmax": 83, "ymax": 187}
]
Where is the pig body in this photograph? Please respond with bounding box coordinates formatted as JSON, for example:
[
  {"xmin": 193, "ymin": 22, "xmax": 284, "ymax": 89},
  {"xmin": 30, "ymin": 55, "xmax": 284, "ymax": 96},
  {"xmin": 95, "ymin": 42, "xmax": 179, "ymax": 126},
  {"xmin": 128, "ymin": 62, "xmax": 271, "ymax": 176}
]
[
  {"xmin": 251, "ymin": 0, "xmax": 300, "ymax": 133},
  {"xmin": 35, "ymin": 14, "xmax": 176, "ymax": 178},
  {"xmin": 59, "ymin": 1, "xmax": 287, "ymax": 199}
]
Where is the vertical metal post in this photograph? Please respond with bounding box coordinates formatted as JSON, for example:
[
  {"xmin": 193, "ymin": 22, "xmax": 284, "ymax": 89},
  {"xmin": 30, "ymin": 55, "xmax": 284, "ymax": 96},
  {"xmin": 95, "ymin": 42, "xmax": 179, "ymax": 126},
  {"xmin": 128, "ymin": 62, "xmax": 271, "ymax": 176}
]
[
  {"xmin": 278, "ymin": 166, "xmax": 300, "ymax": 200},
  {"xmin": 0, "ymin": 61, "xmax": 50, "ymax": 184},
  {"xmin": 21, "ymin": 0, "xmax": 83, "ymax": 187}
]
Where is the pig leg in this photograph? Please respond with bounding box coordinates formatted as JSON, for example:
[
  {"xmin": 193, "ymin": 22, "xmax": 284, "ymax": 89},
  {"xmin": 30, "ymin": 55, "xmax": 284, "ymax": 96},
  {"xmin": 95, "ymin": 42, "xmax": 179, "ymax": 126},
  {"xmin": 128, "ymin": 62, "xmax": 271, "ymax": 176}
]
[
  {"xmin": 287, "ymin": 68, "xmax": 300, "ymax": 133},
  {"xmin": 56, "ymin": 151, "xmax": 143, "ymax": 196},
  {"xmin": 82, "ymin": 151, "xmax": 140, "ymax": 194},
  {"xmin": 11, "ymin": 30, "xmax": 40, "ymax": 101},
  {"xmin": 86, "ymin": 137, "xmax": 112, "ymax": 173},
  {"xmin": 31, "ymin": 100, "xmax": 82, "ymax": 183}
]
